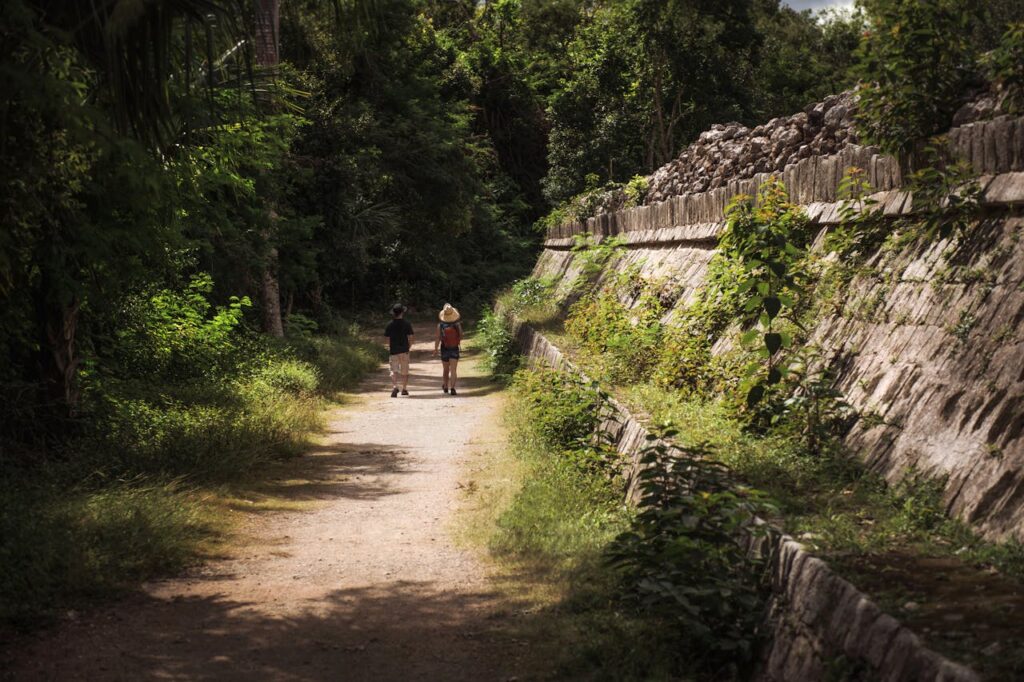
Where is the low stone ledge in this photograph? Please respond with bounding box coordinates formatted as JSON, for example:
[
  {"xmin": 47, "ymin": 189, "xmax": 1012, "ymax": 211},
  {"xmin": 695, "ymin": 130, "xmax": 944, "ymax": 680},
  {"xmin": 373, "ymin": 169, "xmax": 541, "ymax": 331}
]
[
  {"xmin": 548, "ymin": 118, "xmax": 1024, "ymax": 242},
  {"xmin": 542, "ymin": 171, "xmax": 1024, "ymax": 250},
  {"xmin": 513, "ymin": 323, "xmax": 980, "ymax": 682}
]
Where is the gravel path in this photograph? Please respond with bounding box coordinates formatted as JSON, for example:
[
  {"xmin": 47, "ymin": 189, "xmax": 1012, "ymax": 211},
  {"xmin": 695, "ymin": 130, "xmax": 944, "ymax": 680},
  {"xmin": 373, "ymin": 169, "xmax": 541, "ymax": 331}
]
[{"xmin": 6, "ymin": 339, "xmax": 528, "ymax": 681}]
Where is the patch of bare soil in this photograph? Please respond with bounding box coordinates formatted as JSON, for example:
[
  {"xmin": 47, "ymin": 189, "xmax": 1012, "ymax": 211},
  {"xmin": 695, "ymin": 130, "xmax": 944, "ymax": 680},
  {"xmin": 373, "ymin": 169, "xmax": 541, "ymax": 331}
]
[{"xmin": 3, "ymin": 340, "xmax": 536, "ymax": 681}]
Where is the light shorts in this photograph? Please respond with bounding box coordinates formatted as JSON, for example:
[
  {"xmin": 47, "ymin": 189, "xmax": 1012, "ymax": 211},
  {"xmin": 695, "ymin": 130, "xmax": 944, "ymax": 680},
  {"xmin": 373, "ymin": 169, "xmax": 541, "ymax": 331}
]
[{"xmin": 389, "ymin": 352, "xmax": 410, "ymax": 377}]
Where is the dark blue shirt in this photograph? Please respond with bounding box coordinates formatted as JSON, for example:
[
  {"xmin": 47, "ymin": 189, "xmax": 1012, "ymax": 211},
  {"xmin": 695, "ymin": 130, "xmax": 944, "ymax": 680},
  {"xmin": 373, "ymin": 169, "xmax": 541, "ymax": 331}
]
[{"xmin": 384, "ymin": 319, "xmax": 414, "ymax": 355}]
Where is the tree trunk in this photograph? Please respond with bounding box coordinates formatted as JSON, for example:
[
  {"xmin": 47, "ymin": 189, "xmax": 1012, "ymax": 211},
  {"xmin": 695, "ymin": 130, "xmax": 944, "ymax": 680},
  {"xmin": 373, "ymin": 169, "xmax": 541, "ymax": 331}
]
[
  {"xmin": 255, "ymin": 0, "xmax": 280, "ymax": 67},
  {"xmin": 256, "ymin": 0, "xmax": 284, "ymax": 337},
  {"xmin": 34, "ymin": 266, "xmax": 81, "ymax": 420},
  {"xmin": 261, "ymin": 244, "xmax": 285, "ymax": 337}
]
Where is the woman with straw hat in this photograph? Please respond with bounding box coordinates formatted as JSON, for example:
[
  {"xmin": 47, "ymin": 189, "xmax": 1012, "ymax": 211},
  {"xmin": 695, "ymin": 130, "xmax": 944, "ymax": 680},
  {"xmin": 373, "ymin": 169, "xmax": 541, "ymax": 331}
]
[{"xmin": 433, "ymin": 303, "xmax": 463, "ymax": 395}]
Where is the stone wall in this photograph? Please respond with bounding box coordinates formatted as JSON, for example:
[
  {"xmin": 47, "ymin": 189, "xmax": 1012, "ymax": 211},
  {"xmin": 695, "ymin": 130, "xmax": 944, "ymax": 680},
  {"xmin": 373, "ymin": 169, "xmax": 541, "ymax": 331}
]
[
  {"xmin": 531, "ymin": 109, "xmax": 1024, "ymax": 543},
  {"xmin": 514, "ymin": 324, "xmax": 980, "ymax": 682},
  {"xmin": 549, "ymin": 116, "xmax": 1024, "ymax": 240}
]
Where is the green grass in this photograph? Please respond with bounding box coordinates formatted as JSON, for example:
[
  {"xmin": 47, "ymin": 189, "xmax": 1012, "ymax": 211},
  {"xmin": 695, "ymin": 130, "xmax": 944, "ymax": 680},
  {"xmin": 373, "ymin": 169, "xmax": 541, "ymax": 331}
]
[
  {"xmin": 300, "ymin": 331, "xmax": 386, "ymax": 397},
  {"xmin": 489, "ymin": 394, "xmax": 629, "ymax": 571},
  {"xmin": 0, "ymin": 480, "xmax": 218, "ymax": 629},
  {"xmin": 0, "ymin": 329, "xmax": 384, "ymax": 630},
  {"xmin": 472, "ymin": 370, "xmax": 754, "ymax": 680}
]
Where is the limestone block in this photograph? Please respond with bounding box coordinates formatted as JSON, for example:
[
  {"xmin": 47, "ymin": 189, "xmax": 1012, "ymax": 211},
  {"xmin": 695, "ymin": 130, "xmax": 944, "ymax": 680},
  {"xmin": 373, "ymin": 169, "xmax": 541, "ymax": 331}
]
[
  {"xmin": 1016, "ymin": 119, "xmax": 1024, "ymax": 170},
  {"xmin": 971, "ymin": 122, "xmax": 986, "ymax": 172},
  {"xmin": 675, "ymin": 195, "xmax": 690, "ymax": 225},
  {"xmin": 984, "ymin": 172, "xmax": 1024, "ymax": 205},
  {"xmin": 880, "ymin": 629, "xmax": 928, "ymax": 682},
  {"xmin": 799, "ymin": 157, "xmax": 815, "ymax": 203},
  {"xmin": 860, "ymin": 613, "xmax": 901, "ymax": 669},
  {"xmin": 984, "ymin": 120, "xmax": 999, "ymax": 174},
  {"xmin": 869, "ymin": 154, "xmax": 882, "ymax": 190},
  {"xmin": 948, "ymin": 127, "xmax": 962, "ymax": 159},
  {"xmin": 955, "ymin": 124, "xmax": 974, "ymax": 164},
  {"xmin": 840, "ymin": 597, "xmax": 885, "ymax": 661},
  {"xmin": 654, "ymin": 200, "xmax": 674, "ymax": 230},
  {"xmin": 993, "ymin": 118, "xmax": 1015, "ymax": 173},
  {"xmin": 784, "ymin": 634, "xmax": 826, "ymax": 681}
]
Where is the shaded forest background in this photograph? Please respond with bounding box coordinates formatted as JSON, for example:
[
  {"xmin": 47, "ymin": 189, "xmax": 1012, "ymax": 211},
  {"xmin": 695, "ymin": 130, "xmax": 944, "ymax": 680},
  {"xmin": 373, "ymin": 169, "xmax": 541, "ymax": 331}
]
[{"xmin": 2, "ymin": 0, "xmax": 1022, "ymax": 630}]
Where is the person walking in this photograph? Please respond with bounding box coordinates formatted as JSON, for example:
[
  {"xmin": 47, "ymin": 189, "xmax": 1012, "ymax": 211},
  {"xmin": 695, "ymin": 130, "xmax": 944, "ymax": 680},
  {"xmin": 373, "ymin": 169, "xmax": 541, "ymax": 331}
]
[
  {"xmin": 433, "ymin": 303, "xmax": 462, "ymax": 395},
  {"xmin": 384, "ymin": 304, "xmax": 414, "ymax": 397}
]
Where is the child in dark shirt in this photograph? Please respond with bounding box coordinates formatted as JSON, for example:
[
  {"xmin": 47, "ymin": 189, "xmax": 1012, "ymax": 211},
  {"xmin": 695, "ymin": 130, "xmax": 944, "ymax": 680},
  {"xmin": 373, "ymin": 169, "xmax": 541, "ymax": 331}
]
[{"xmin": 384, "ymin": 304, "xmax": 414, "ymax": 397}]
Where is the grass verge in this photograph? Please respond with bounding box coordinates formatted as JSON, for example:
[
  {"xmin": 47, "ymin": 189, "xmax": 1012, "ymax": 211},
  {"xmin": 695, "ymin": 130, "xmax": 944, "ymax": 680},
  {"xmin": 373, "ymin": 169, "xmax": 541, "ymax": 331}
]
[
  {"xmin": 461, "ymin": 366, "xmax": 767, "ymax": 680},
  {"xmin": 0, "ymin": 329, "xmax": 385, "ymax": 632}
]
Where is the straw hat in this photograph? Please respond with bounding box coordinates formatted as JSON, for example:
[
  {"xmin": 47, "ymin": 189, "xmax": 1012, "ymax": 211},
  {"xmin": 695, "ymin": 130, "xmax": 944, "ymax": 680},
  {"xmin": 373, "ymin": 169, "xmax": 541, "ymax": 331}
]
[{"xmin": 439, "ymin": 303, "xmax": 461, "ymax": 323}]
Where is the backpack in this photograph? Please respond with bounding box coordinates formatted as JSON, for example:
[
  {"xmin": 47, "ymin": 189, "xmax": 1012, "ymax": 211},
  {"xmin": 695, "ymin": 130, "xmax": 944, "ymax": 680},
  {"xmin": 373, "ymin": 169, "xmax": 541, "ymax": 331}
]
[{"xmin": 440, "ymin": 322, "xmax": 461, "ymax": 349}]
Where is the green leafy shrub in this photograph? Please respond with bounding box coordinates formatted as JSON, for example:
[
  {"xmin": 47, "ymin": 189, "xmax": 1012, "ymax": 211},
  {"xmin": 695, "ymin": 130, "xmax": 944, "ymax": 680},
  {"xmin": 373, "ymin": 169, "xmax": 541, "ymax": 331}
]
[
  {"xmin": 652, "ymin": 324, "xmax": 716, "ymax": 394},
  {"xmin": 854, "ymin": 0, "xmax": 980, "ymax": 162},
  {"xmin": 496, "ymin": 276, "xmax": 559, "ymax": 323},
  {"xmin": 607, "ymin": 427, "xmax": 770, "ymax": 675},
  {"xmin": 623, "ymin": 174, "xmax": 649, "ymax": 207},
  {"xmin": 774, "ymin": 347, "xmax": 856, "ymax": 456},
  {"xmin": 718, "ymin": 179, "xmax": 810, "ymax": 409},
  {"xmin": 284, "ymin": 312, "xmax": 320, "ymax": 344},
  {"xmin": 255, "ymin": 358, "xmax": 320, "ymax": 396},
  {"xmin": 565, "ymin": 272, "xmax": 667, "ymax": 385},
  {"xmin": 477, "ymin": 307, "xmax": 521, "ymax": 379},
  {"xmin": 905, "ymin": 138, "xmax": 982, "ymax": 240},
  {"xmin": 490, "ymin": 369, "xmax": 628, "ymax": 571},
  {"xmin": 822, "ymin": 166, "xmax": 889, "ymax": 268},
  {"xmin": 571, "ymin": 234, "xmax": 626, "ymax": 285},
  {"xmin": 985, "ymin": 22, "xmax": 1024, "ymax": 113},
  {"xmin": 889, "ymin": 469, "xmax": 947, "ymax": 534},
  {"xmin": 512, "ymin": 367, "xmax": 605, "ymax": 450},
  {"xmin": 303, "ymin": 334, "xmax": 385, "ymax": 396},
  {"xmin": 113, "ymin": 273, "xmax": 252, "ymax": 382}
]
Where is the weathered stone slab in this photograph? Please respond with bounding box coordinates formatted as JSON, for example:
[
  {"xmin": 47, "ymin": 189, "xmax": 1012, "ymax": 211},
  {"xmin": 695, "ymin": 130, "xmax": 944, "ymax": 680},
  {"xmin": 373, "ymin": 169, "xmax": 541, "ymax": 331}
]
[{"xmin": 983, "ymin": 172, "xmax": 1024, "ymax": 204}]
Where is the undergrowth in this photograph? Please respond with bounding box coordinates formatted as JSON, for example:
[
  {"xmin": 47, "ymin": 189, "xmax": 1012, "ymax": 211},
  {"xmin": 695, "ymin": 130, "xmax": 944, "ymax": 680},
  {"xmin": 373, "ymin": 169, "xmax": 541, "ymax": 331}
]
[
  {"xmin": 0, "ymin": 281, "xmax": 385, "ymax": 630},
  {"xmin": 477, "ymin": 276, "xmax": 561, "ymax": 380},
  {"xmin": 490, "ymin": 368, "xmax": 624, "ymax": 567},
  {"xmin": 489, "ymin": 368, "xmax": 772, "ymax": 679}
]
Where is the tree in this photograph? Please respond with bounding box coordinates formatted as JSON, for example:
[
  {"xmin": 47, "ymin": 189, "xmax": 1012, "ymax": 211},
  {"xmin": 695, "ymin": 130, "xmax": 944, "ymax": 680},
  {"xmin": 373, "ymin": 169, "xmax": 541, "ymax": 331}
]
[
  {"xmin": 1, "ymin": 1, "xmax": 249, "ymax": 420},
  {"xmin": 543, "ymin": 0, "xmax": 761, "ymax": 204},
  {"xmin": 854, "ymin": 0, "xmax": 981, "ymax": 163},
  {"xmin": 255, "ymin": 0, "xmax": 286, "ymax": 337}
]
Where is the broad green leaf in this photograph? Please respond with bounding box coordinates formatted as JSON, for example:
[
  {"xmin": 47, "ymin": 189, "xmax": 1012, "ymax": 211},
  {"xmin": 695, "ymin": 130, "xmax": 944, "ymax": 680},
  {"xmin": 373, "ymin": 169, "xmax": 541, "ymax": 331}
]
[{"xmin": 746, "ymin": 383, "xmax": 765, "ymax": 407}]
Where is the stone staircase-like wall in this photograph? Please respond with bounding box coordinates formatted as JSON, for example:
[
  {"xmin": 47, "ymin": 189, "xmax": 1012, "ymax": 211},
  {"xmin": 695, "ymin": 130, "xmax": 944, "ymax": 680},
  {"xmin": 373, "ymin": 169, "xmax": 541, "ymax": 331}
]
[{"xmin": 531, "ymin": 114, "xmax": 1024, "ymax": 544}]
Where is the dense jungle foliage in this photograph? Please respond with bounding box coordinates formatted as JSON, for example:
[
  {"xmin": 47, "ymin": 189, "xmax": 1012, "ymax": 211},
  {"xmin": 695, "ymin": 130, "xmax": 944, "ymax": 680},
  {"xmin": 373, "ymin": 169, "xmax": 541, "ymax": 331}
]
[
  {"xmin": 2, "ymin": 0, "xmax": 877, "ymax": 441},
  {"xmin": 3, "ymin": 0, "xmax": 1023, "ymax": 636}
]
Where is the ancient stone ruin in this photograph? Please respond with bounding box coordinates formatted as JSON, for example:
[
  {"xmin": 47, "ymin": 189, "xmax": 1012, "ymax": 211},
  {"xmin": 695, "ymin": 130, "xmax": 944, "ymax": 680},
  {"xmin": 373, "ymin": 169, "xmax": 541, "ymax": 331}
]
[{"xmin": 521, "ymin": 91, "xmax": 1024, "ymax": 680}]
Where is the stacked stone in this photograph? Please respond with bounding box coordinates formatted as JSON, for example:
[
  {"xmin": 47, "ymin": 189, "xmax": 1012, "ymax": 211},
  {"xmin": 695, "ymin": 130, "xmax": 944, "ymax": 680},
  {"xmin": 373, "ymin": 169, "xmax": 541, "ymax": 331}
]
[{"xmin": 645, "ymin": 92, "xmax": 858, "ymax": 203}]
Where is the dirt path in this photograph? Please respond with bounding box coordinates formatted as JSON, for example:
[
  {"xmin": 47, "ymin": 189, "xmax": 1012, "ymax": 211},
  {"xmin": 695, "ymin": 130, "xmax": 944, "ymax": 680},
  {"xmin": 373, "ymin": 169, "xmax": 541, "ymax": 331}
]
[{"xmin": 6, "ymin": 339, "xmax": 530, "ymax": 681}]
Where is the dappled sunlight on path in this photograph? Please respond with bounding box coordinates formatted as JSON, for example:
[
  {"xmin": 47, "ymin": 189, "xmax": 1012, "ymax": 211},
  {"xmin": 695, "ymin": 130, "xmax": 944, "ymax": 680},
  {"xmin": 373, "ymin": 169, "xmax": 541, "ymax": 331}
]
[{"xmin": 5, "ymin": 339, "xmax": 527, "ymax": 681}]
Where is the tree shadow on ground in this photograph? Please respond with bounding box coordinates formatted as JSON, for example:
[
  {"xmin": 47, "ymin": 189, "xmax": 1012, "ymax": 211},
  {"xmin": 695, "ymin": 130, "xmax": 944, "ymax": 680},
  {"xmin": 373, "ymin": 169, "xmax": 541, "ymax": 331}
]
[
  {"xmin": 235, "ymin": 442, "xmax": 418, "ymax": 505},
  {"xmin": 358, "ymin": 348, "xmax": 506, "ymax": 401},
  {"xmin": 4, "ymin": 578, "xmax": 543, "ymax": 681}
]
